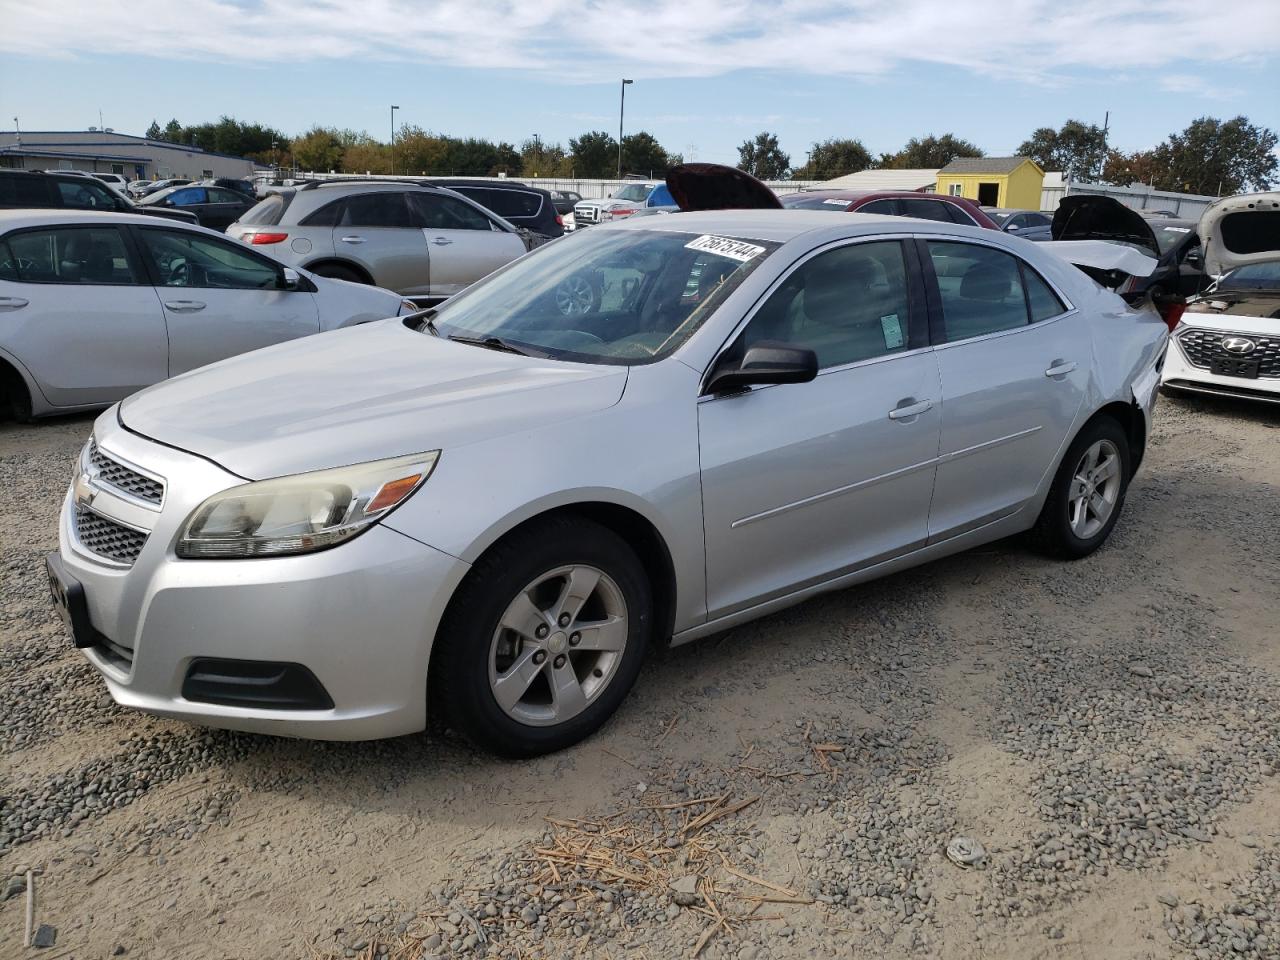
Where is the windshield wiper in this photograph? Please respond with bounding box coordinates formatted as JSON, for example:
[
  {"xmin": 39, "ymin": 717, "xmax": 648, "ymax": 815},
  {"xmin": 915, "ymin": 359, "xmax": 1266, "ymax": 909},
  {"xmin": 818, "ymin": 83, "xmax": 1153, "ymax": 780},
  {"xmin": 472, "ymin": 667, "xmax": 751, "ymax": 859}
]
[
  {"xmin": 411, "ymin": 310, "xmax": 440, "ymax": 336},
  {"xmin": 447, "ymin": 333, "xmax": 537, "ymax": 357}
]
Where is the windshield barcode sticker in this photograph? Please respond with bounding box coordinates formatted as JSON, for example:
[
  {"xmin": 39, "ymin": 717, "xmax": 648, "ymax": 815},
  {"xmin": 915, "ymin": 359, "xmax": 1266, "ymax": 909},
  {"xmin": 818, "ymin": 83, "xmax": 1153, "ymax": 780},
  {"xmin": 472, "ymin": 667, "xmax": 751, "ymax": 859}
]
[
  {"xmin": 823, "ymin": 198, "xmax": 850, "ymax": 205},
  {"xmin": 685, "ymin": 235, "xmax": 766, "ymax": 262}
]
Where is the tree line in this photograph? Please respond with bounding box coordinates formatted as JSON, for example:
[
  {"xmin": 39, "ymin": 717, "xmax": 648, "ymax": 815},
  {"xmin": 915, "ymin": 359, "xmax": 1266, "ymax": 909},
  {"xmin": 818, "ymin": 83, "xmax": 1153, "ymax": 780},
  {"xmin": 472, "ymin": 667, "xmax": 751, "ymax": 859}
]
[
  {"xmin": 146, "ymin": 114, "xmax": 1276, "ymax": 196},
  {"xmin": 741, "ymin": 116, "xmax": 1276, "ymax": 196}
]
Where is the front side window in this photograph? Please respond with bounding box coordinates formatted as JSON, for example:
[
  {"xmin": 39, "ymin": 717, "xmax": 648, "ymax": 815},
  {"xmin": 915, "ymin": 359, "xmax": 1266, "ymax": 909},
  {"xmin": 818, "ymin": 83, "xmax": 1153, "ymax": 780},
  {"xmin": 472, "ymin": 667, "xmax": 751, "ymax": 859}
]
[
  {"xmin": 339, "ymin": 192, "xmax": 414, "ymax": 228},
  {"xmin": 411, "ymin": 193, "xmax": 493, "ymax": 231},
  {"xmin": 928, "ymin": 241, "xmax": 1059, "ymax": 340},
  {"xmin": 137, "ymin": 229, "xmax": 280, "ymax": 289},
  {"xmin": 167, "ymin": 187, "xmax": 208, "ymax": 206},
  {"xmin": 429, "ymin": 229, "xmax": 779, "ymax": 365},
  {"xmin": 56, "ymin": 179, "xmax": 121, "ymax": 210},
  {"xmin": 856, "ymin": 199, "xmax": 896, "ymax": 215},
  {"xmin": 4, "ymin": 226, "xmax": 138, "ymax": 284},
  {"xmin": 739, "ymin": 240, "xmax": 913, "ymax": 370}
]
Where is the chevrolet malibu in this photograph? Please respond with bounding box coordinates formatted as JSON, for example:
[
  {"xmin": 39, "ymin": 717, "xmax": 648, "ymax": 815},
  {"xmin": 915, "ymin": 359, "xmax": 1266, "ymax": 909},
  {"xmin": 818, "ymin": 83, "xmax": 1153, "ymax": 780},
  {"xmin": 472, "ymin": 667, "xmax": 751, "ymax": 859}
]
[{"xmin": 48, "ymin": 210, "xmax": 1168, "ymax": 757}]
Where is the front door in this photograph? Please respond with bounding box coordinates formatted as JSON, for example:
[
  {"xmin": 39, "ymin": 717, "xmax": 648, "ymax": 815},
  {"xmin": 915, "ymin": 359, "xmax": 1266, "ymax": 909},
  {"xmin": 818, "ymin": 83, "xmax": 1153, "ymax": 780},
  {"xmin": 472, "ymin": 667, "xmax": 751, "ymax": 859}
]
[
  {"xmin": 0, "ymin": 224, "xmax": 167, "ymax": 405},
  {"xmin": 698, "ymin": 239, "xmax": 941, "ymax": 618},
  {"xmin": 408, "ymin": 192, "xmax": 527, "ymax": 297},
  {"xmin": 132, "ymin": 226, "xmax": 320, "ymax": 376},
  {"xmin": 922, "ymin": 238, "xmax": 1088, "ymax": 540}
]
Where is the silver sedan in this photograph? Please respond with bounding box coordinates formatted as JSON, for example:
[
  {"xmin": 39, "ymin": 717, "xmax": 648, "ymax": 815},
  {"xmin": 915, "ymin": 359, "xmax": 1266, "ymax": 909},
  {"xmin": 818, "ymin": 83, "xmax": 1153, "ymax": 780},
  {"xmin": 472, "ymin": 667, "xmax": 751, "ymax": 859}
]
[
  {"xmin": 0, "ymin": 211, "xmax": 412, "ymax": 420},
  {"xmin": 48, "ymin": 210, "xmax": 1168, "ymax": 756}
]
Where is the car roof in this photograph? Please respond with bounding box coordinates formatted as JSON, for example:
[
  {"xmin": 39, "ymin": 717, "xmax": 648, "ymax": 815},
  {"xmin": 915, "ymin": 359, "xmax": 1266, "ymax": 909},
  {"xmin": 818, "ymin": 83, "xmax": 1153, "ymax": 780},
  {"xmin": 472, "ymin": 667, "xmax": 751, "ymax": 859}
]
[
  {"xmin": 606, "ymin": 208, "xmax": 988, "ymax": 244},
  {"xmin": 0, "ymin": 209, "xmax": 208, "ymax": 231}
]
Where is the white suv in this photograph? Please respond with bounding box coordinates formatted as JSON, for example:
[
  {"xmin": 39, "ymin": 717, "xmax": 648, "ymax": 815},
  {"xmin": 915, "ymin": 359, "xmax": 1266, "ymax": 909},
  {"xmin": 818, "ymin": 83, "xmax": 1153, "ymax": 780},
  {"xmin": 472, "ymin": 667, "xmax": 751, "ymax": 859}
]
[{"xmin": 572, "ymin": 182, "xmax": 659, "ymax": 227}]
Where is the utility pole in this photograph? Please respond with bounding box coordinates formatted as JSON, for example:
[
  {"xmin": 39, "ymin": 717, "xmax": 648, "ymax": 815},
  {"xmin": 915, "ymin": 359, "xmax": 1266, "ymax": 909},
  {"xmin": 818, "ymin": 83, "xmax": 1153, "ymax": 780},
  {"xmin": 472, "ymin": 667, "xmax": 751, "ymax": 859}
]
[
  {"xmin": 1097, "ymin": 110, "xmax": 1110, "ymax": 182},
  {"xmin": 13, "ymin": 117, "xmax": 19, "ymax": 148},
  {"xmin": 390, "ymin": 105, "xmax": 400, "ymax": 174},
  {"xmin": 617, "ymin": 79, "xmax": 633, "ymax": 179}
]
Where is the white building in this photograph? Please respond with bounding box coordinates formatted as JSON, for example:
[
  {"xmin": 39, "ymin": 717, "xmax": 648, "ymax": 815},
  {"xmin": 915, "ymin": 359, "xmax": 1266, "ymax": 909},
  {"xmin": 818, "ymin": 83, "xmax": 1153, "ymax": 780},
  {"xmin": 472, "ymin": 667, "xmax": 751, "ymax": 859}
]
[{"xmin": 0, "ymin": 130, "xmax": 259, "ymax": 181}]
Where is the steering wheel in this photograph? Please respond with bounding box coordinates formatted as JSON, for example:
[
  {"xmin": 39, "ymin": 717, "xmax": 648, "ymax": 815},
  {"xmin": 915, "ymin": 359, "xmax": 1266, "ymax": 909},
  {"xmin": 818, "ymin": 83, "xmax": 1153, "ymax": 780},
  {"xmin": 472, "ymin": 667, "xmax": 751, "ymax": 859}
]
[
  {"xmin": 555, "ymin": 275, "xmax": 598, "ymax": 317},
  {"xmin": 562, "ymin": 329, "xmax": 605, "ymax": 345},
  {"xmin": 168, "ymin": 259, "xmax": 190, "ymax": 285}
]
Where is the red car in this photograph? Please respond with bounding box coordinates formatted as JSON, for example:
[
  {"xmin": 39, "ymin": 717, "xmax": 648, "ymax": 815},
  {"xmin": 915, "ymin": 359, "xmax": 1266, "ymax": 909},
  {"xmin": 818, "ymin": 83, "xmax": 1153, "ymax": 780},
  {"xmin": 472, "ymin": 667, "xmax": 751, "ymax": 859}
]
[{"xmin": 780, "ymin": 189, "xmax": 999, "ymax": 229}]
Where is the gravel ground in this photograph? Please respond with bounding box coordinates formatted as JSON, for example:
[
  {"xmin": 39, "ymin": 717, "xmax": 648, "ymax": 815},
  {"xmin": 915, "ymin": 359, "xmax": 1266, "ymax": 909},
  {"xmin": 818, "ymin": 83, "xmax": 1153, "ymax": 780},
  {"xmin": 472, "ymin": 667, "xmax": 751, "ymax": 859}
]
[{"xmin": 1, "ymin": 393, "xmax": 1278, "ymax": 960}]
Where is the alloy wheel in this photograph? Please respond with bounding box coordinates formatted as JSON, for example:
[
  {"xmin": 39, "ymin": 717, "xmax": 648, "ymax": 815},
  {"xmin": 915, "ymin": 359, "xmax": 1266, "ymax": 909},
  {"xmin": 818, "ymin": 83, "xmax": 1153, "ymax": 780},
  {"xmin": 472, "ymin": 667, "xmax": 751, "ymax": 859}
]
[
  {"xmin": 488, "ymin": 565, "xmax": 628, "ymax": 727},
  {"xmin": 1068, "ymin": 439, "xmax": 1121, "ymax": 539}
]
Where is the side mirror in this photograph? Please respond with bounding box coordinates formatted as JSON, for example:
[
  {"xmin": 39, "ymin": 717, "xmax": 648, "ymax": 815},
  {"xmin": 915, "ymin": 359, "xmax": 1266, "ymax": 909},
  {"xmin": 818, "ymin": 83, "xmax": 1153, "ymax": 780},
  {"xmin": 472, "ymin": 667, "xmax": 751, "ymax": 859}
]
[
  {"xmin": 281, "ymin": 266, "xmax": 302, "ymax": 290},
  {"xmin": 703, "ymin": 340, "xmax": 818, "ymax": 395},
  {"xmin": 162, "ymin": 199, "xmax": 175, "ymax": 207}
]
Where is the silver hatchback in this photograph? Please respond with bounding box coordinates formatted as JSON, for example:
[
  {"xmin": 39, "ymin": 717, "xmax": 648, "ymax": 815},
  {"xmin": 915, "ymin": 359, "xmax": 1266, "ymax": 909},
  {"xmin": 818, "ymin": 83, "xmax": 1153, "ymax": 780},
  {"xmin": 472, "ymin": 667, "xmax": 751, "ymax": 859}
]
[
  {"xmin": 51, "ymin": 211, "xmax": 1167, "ymax": 757},
  {"xmin": 226, "ymin": 180, "xmax": 529, "ymax": 298}
]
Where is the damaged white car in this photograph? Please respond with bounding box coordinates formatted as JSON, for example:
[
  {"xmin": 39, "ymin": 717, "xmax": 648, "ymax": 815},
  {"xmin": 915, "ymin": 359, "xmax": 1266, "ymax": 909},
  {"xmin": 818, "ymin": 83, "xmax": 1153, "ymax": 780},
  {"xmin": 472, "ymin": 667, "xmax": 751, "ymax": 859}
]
[{"xmin": 1161, "ymin": 192, "xmax": 1280, "ymax": 404}]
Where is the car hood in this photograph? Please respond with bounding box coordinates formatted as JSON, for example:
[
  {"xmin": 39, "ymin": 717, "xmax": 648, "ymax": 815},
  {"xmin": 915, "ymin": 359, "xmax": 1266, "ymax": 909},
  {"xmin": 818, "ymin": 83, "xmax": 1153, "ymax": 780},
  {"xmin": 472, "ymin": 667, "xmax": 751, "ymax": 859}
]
[
  {"xmin": 1051, "ymin": 195, "xmax": 1160, "ymax": 258},
  {"xmin": 1197, "ymin": 191, "xmax": 1280, "ymax": 276},
  {"xmin": 666, "ymin": 163, "xmax": 782, "ymax": 212},
  {"xmin": 118, "ymin": 319, "xmax": 628, "ymax": 480},
  {"xmin": 1040, "ymin": 240, "xmax": 1157, "ymax": 289}
]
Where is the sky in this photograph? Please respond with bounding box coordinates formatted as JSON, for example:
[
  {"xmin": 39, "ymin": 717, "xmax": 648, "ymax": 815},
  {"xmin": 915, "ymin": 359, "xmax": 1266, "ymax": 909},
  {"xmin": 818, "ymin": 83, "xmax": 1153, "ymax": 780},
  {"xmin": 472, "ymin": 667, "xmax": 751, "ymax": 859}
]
[{"xmin": 1, "ymin": 0, "xmax": 1278, "ymax": 167}]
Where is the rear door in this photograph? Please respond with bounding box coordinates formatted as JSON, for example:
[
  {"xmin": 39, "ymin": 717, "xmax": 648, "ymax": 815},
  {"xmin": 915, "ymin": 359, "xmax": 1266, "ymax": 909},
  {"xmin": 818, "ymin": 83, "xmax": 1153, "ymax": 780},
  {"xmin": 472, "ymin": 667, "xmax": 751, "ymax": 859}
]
[
  {"xmin": 922, "ymin": 238, "xmax": 1088, "ymax": 540},
  {"xmin": 330, "ymin": 191, "xmax": 431, "ymax": 295},
  {"xmin": 132, "ymin": 225, "xmax": 319, "ymax": 376},
  {"xmin": 408, "ymin": 192, "xmax": 526, "ymax": 297},
  {"xmin": 203, "ymin": 187, "xmax": 253, "ymax": 230},
  {"xmin": 0, "ymin": 224, "xmax": 166, "ymax": 405}
]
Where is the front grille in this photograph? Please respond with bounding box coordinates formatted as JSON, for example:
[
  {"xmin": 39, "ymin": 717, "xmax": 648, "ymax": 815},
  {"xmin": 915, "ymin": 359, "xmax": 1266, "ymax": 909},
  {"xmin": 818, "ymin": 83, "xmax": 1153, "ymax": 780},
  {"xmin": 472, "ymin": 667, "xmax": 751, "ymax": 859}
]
[
  {"xmin": 1178, "ymin": 328, "xmax": 1280, "ymax": 378},
  {"xmin": 574, "ymin": 205, "xmax": 599, "ymax": 223},
  {"xmin": 89, "ymin": 441, "xmax": 165, "ymax": 505},
  {"xmin": 75, "ymin": 506, "xmax": 148, "ymax": 565}
]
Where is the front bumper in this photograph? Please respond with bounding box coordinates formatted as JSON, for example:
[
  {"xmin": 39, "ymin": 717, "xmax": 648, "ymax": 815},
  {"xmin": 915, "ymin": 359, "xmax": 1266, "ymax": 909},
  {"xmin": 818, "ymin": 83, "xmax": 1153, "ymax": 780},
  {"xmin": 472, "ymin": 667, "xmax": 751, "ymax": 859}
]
[
  {"xmin": 1161, "ymin": 332, "xmax": 1280, "ymax": 404},
  {"xmin": 56, "ymin": 411, "xmax": 469, "ymax": 740}
]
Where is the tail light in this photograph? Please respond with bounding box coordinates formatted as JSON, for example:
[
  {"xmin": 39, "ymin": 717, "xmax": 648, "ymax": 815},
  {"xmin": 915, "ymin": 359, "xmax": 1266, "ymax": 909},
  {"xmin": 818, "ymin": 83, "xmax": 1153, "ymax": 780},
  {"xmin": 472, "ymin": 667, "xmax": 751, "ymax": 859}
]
[
  {"xmin": 247, "ymin": 232, "xmax": 288, "ymax": 245},
  {"xmin": 555, "ymin": 214, "xmax": 564, "ymax": 226},
  {"xmin": 1158, "ymin": 300, "xmax": 1186, "ymax": 331},
  {"xmin": 608, "ymin": 208, "xmax": 635, "ymax": 219}
]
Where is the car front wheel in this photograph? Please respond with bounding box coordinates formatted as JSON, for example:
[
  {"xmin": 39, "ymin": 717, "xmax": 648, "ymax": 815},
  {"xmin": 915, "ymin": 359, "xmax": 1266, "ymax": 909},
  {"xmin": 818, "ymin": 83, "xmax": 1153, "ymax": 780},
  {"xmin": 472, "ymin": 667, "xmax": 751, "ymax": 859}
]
[
  {"xmin": 1031, "ymin": 417, "xmax": 1131, "ymax": 559},
  {"xmin": 432, "ymin": 517, "xmax": 652, "ymax": 757}
]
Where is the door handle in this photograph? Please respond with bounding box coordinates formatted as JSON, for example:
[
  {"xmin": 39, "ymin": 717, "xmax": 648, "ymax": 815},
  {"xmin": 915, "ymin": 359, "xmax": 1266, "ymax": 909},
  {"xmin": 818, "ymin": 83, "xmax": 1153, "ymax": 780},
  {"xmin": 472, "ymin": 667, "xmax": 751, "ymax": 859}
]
[
  {"xmin": 339, "ymin": 235, "xmax": 367, "ymax": 244},
  {"xmin": 888, "ymin": 398, "xmax": 934, "ymax": 421},
  {"xmin": 1045, "ymin": 360, "xmax": 1077, "ymax": 378},
  {"xmin": 163, "ymin": 300, "xmax": 206, "ymax": 312},
  {"xmin": 431, "ymin": 237, "xmax": 454, "ymax": 246},
  {"xmin": 0, "ymin": 296, "xmax": 28, "ymax": 310}
]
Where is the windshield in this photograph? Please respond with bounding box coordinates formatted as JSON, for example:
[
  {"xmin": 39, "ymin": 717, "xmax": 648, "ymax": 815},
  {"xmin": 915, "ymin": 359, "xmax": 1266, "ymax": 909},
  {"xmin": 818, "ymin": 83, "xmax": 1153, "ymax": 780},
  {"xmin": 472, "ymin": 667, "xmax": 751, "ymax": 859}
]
[
  {"xmin": 986, "ymin": 211, "xmax": 1011, "ymax": 226},
  {"xmin": 1215, "ymin": 260, "xmax": 1280, "ymax": 292},
  {"xmin": 781, "ymin": 194, "xmax": 851, "ymax": 211},
  {"xmin": 611, "ymin": 183, "xmax": 653, "ymax": 202},
  {"xmin": 428, "ymin": 228, "xmax": 779, "ymax": 365},
  {"xmin": 1152, "ymin": 223, "xmax": 1196, "ymax": 255}
]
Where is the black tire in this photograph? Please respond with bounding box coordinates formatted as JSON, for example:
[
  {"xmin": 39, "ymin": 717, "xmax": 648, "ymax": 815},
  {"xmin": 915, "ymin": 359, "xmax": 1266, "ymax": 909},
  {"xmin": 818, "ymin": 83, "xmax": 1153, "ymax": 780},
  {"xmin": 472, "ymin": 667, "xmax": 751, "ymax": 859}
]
[
  {"xmin": 0, "ymin": 365, "xmax": 33, "ymax": 424},
  {"xmin": 1030, "ymin": 416, "xmax": 1131, "ymax": 559},
  {"xmin": 431, "ymin": 516, "xmax": 652, "ymax": 758},
  {"xmin": 310, "ymin": 263, "xmax": 368, "ymax": 284}
]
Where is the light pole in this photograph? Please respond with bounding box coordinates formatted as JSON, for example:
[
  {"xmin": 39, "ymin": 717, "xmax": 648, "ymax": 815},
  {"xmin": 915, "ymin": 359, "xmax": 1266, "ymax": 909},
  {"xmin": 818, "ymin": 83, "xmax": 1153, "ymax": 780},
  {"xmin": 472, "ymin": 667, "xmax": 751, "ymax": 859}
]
[
  {"xmin": 532, "ymin": 133, "xmax": 541, "ymax": 175},
  {"xmin": 617, "ymin": 79, "xmax": 632, "ymax": 179},
  {"xmin": 390, "ymin": 104, "xmax": 400, "ymax": 174}
]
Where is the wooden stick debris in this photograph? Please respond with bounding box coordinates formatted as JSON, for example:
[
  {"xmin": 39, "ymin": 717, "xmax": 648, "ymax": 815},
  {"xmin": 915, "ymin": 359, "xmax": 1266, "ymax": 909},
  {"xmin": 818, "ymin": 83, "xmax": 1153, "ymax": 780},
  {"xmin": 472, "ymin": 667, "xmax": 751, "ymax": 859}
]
[{"xmin": 24, "ymin": 870, "xmax": 34, "ymax": 948}]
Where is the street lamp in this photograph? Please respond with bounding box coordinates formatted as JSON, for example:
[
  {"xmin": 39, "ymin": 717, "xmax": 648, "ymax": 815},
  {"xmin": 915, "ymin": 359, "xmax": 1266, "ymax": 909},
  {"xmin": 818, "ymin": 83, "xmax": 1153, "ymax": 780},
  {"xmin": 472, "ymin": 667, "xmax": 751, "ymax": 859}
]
[
  {"xmin": 617, "ymin": 79, "xmax": 633, "ymax": 179},
  {"xmin": 390, "ymin": 105, "xmax": 400, "ymax": 173}
]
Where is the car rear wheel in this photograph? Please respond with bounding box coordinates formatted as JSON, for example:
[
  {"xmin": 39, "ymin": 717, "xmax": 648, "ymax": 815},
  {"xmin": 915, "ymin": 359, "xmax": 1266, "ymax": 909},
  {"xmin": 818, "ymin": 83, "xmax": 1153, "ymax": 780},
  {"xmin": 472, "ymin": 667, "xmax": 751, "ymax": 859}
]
[
  {"xmin": 1030, "ymin": 417, "xmax": 1131, "ymax": 559},
  {"xmin": 311, "ymin": 263, "xmax": 368, "ymax": 284},
  {"xmin": 432, "ymin": 516, "xmax": 652, "ymax": 757}
]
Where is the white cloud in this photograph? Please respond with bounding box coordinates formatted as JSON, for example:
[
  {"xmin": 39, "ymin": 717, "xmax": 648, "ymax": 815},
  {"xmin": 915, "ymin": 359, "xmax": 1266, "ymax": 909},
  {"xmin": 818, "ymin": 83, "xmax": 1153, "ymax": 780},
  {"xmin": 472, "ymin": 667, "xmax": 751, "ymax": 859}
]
[{"xmin": 1, "ymin": 0, "xmax": 1277, "ymax": 86}]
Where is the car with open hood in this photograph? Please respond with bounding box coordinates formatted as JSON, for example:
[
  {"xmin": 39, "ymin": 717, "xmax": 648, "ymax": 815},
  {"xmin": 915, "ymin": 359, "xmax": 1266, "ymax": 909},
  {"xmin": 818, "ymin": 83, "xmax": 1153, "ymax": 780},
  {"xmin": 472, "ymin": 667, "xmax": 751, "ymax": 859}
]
[
  {"xmin": 1161, "ymin": 191, "xmax": 1280, "ymax": 404},
  {"xmin": 49, "ymin": 193, "xmax": 1168, "ymax": 757},
  {"xmin": 1049, "ymin": 195, "xmax": 1209, "ymax": 328}
]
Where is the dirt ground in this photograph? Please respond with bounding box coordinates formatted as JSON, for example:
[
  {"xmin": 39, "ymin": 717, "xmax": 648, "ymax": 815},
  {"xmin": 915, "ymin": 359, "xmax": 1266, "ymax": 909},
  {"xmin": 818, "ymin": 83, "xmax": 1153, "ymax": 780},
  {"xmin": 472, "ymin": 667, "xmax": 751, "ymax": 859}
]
[{"xmin": 2, "ymin": 392, "xmax": 1278, "ymax": 960}]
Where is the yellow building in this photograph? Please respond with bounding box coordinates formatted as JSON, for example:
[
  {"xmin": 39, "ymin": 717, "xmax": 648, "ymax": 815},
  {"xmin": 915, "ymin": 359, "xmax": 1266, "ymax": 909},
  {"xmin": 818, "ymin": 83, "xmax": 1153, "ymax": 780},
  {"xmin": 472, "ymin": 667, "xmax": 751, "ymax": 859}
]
[{"xmin": 936, "ymin": 157, "xmax": 1045, "ymax": 210}]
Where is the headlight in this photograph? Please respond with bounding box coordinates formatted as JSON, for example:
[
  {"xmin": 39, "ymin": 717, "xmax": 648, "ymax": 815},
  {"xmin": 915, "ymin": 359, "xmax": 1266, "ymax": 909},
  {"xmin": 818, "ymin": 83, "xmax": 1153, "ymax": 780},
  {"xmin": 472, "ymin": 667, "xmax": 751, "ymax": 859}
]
[{"xmin": 177, "ymin": 452, "xmax": 439, "ymax": 559}]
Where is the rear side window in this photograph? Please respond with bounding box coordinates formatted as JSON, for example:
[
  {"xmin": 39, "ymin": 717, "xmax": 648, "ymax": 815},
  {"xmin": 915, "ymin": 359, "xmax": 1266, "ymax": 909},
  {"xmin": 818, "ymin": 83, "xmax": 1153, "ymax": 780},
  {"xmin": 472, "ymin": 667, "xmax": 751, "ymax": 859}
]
[
  {"xmin": 240, "ymin": 195, "xmax": 289, "ymax": 225},
  {"xmin": 6, "ymin": 226, "xmax": 138, "ymax": 284},
  {"xmin": 207, "ymin": 188, "xmax": 245, "ymax": 203},
  {"xmin": 339, "ymin": 192, "xmax": 414, "ymax": 228},
  {"xmin": 455, "ymin": 187, "xmax": 541, "ymax": 219},
  {"xmin": 928, "ymin": 241, "xmax": 1029, "ymax": 341},
  {"xmin": 1022, "ymin": 266, "xmax": 1067, "ymax": 320},
  {"xmin": 0, "ymin": 174, "xmax": 52, "ymax": 207},
  {"xmin": 298, "ymin": 198, "xmax": 344, "ymax": 226}
]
